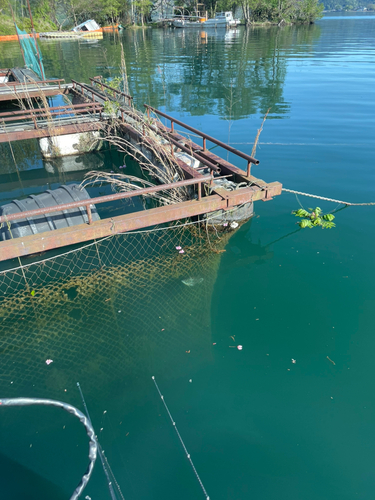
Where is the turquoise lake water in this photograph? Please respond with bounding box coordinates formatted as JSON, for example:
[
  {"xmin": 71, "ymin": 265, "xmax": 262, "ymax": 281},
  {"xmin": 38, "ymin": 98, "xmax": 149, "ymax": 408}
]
[{"xmin": 0, "ymin": 12, "xmax": 375, "ymax": 500}]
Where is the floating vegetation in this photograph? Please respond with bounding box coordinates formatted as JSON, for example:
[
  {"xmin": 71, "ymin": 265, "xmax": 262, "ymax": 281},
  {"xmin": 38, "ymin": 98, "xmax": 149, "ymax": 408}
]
[{"xmin": 292, "ymin": 207, "xmax": 335, "ymax": 229}]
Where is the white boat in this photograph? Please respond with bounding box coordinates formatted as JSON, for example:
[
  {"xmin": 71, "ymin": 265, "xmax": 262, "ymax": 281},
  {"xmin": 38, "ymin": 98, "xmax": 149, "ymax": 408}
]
[
  {"xmin": 40, "ymin": 19, "xmax": 103, "ymax": 39},
  {"xmin": 172, "ymin": 15, "xmax": 206, "ymax": 28},
  {"xmin": 202, "ymin": 11, "xmax": 240, "ymax": 28},
  {"xmin": 72, "ymin": 19, "xmax": 101, "ymax": 32}
]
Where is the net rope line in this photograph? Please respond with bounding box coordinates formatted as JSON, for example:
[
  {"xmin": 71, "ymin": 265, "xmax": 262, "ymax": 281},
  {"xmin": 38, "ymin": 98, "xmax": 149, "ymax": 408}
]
[
  {"xmin": 0, "ymin": 204, "xmax": 245, "ymax": 276},
  {"xmin": 152, "ymin": 376, "xmax": 210, "ymax": 500},
  {"xmin": 282, "ymin": 188, "xmax": 375, "ymax": 206},
  {"xmin": 0, "ymin": 397, "xmax": 97, "ymax": 500},
  {"xmin": 77, "ymin": 383, "xmax": 125, "ymax": 500}
]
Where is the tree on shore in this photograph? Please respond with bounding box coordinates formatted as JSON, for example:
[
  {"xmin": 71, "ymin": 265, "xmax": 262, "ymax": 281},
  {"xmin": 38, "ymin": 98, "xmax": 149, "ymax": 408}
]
[{"xmin": 0, "ymin": 0, "xmax": 323, "ymax": 32}]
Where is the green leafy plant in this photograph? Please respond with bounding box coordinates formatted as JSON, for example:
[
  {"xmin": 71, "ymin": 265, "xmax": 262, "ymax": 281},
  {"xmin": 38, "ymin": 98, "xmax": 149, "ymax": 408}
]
[
  {"xmin": 103, "ymin": 99, "xmax": 120, "ymax": 116},
  {"xmin": 292, "ymin": 207, "xmax": 336, "ymax": 229},
  {"xmin": 103, "ymin": 77, "xmax": 123, "ymax": 96}
]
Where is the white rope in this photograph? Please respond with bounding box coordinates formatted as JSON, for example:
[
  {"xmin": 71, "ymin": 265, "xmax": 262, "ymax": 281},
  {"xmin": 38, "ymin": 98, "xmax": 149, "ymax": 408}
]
[
  {"xmin": 152, "ymin": 376, "xmax": 210, "ymax": 500},
  {"xmin": 282, "ymin": 188, "xmax": 375, "ymax": 206}
]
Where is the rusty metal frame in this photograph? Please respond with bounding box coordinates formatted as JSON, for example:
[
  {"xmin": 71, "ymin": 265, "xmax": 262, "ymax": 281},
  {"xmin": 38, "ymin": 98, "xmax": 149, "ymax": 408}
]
[
  {"xmin": 117, "ymin": 106, "xmax": 269, "ymax": 191},
  {"xmin": 0, "ymin": 102, "xmax": 103, "ymax": 124},
  {"xmin": 89, "ymin": 77, "xmax": 133, "ymax": 104},
  {"xmin": 145, "ymin": 104, "xmax": 259, "ymax": 176},
  {"xmin": 0, "ymin": 181, "xmax": 282, "ymax": 262},
  {"xmin": 71, "ymin": 79, "xmax": 133, "ymax": 107},
  {"xmin": 0, "ymin": 101, "xmax": 102, "ymax": 119},
  {"xmin": 0, "ymin": 76, "xmax": 283, "ymax": 262},
  {"xmin": 0, "ymin": 174, "xmax": 224, "ymax": 226},
  {"xmin": 0, "ymin": 78, "xmax": 65, "ymax": 89},
  {"xmin": 0, "ymin": 121, "xmax": 105, "ymax": 143},
  {"xmin": 0, "ymin": 85, "xmax": 71, "ymax": 102},
  {"xmin": 0, "ymin": 102, "xmax": 105, "ymax": 143}
]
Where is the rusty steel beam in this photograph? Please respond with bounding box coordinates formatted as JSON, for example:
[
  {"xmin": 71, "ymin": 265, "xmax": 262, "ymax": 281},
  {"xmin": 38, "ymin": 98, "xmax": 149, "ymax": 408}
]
[
  {"xmin": 144, "ymin": 104, "xmax": 259, "ymax": 166},
  {"xmin": 88, "ymin": 77, "xmax": 133, "ymax": 102},
  {"xmin": 0, "ymin": 121, "xmax": 105, "ymax": 143},
  {"xmin": 0, "ymin": 174, "xmax": 222, "ymax": 224},
  {"xmin": 196, "ymin": 149, "xmax": 268, "ymax": 188},
  {"xmin": 0, "ymin": 101, "xmax": 102, "ymax": 119},
  {"xmin": 0, "ymin": 184, "xmax": 281, "ymax": 262},
  {"xmin": 150, "ymin": 119, "xmax": 267, "ymax": 186},
  {"xmin": 151, "ymin": 120, "xmax": 267, "ymax": 186},
  {"xmin": 0, "ymin": 107, "xmax": 102, "ymax": 124},
  {"xmin": 0, "ymin": 78, "xmax": 65, "ymax": 88},
  {"xmin": 117, "ymin": 108, "xmax": 213, "ymax": 178},
  {"xmin": 118, "ymin": 121, "xmax": 204, "ymax": 180},
  {"xmin": 0, "ymin": 87, "xmax": 70, "ymax": 102}
]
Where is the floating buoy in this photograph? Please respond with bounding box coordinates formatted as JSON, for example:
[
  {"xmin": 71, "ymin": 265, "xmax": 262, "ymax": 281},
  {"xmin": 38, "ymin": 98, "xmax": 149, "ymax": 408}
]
[{"xmin": 237, "ymin": 345, "xmax": 243, "ymax": 350}]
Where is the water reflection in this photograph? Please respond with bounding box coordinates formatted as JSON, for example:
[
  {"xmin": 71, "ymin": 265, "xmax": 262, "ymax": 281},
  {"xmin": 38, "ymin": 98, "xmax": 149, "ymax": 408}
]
[{"xmin": 0, "ymin": 24, "xmax": 322, "ymax": 122}]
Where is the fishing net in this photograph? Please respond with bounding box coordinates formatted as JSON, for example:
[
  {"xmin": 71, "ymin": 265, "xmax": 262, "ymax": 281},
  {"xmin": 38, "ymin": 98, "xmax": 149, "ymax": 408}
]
[
  {"xmin": 16, "ymin": 25, "xmax": 46, "ymax": 80},
  {"xmin": 0, "ymin": 219, "xmax": 238, "ymax": 402}
]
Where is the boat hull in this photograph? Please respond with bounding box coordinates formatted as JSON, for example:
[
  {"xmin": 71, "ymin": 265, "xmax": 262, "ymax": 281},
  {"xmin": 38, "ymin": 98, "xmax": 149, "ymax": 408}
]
[{"xmin": 172, "ymin": 20, "xmax": 205, "ymax": 28}]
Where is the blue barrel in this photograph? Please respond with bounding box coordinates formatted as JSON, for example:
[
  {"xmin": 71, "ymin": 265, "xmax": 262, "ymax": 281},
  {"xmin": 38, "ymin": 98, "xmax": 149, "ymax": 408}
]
[{"xmin": 0, "ymin": 184, "xmax": 100, "ymax": 241}]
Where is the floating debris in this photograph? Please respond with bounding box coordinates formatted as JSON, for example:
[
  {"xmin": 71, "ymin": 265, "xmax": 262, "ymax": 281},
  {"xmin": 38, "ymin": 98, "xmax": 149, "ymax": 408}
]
[
  {"xmin": 181, "ymin": 277, "xmax": 204, "ymax": 287},
  {"xmin": 327, "ymin": 356, "xmax": 336, "ymax": 365},
  {"xmin": 45, "ymin": 359, "xmax": 53, "ymax": 365}
]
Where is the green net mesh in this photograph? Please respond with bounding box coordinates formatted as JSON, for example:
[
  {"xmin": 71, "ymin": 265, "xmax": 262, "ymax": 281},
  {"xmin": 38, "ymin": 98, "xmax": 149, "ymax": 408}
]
[
  {"xmin": 0, "ymin": 220, "xmax": 236, "ymax": 401},
  {"xmin": 16, "ymin": 25, "xmax": 46, "ymax": 80}
]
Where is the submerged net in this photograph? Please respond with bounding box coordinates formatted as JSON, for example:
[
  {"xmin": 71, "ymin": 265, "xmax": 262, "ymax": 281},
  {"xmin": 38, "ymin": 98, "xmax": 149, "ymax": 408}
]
[
  {"xmin": 16, "ymin": 25, "xmax": 46, "ymax": 80},
  {"xmin": 0, "ymin": 219, "xmax": 238, "ymax": 401}
]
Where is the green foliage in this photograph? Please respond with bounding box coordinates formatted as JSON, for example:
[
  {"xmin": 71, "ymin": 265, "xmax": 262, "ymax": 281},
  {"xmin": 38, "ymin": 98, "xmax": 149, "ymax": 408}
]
[
  {"xmin": 0, "ymin": 12, "xmax": 56, "ymax": 36},
  {"xmin": 240, "ymin": 0, "xmax": 323, "ymax": 24},
  {"xmin": 103, "ymin": 99, "xmax": 120, "ymax": 115},
  {"xmin": 134, "ymin": 0, "xmax": 152, "ymax": 24},
  {"xmin": 102, "ymin": 76, "xmax": 123, "ymax": 97},
  {"xmin": 0, "ymin": 0, "xmax": 323, "ymax": 32},
  {"xmin": 292, "ymin": 207, "xmax": 336, "ymax": 229}
]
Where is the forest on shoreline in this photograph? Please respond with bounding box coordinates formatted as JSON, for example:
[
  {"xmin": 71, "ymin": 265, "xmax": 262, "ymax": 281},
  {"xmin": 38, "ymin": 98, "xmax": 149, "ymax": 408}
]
[{"xmin": 0, "ymin": 0, "xmax": 327, "ymax": 36}]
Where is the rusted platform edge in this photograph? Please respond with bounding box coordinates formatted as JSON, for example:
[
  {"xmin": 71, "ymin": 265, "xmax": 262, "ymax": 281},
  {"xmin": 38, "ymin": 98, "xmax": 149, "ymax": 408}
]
[
  {"xmin": 0, "ymin": 121, "xmax": 105, "ymax": 143},
  {"xmin": 0, "ymin": 87, "xmax": 70, "ymax": 102},
  {"xmin": 0, "ymin": 183, "xmax": 282, "ymax": 262}
]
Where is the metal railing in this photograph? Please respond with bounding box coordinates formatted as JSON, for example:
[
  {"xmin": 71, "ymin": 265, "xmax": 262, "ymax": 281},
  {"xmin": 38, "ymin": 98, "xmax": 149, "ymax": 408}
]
[
  {"xmin": 89, "ymin": 77, "xmax": 133, "ymax": 105},
  {"xmin": 145, "ymin": 104, "xmax": 259, "ymax": 176},
  {"xmin": 71, "ymin": 79, "xmax": 133, "ymax": 107},
  {"xmin": 117, "ymin": 106, "xmax": 220, "ymax": 173},
  {"xmin": 0, "ymin": 102, "xmax": 103, "ymax": 130},
  {"xmin": 0, "ymin": 78, "xmax": 65, "ymax": 89},
  {"xmin": 0, "ymin": 174, "xmax": 233, "ymax": 226}
]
